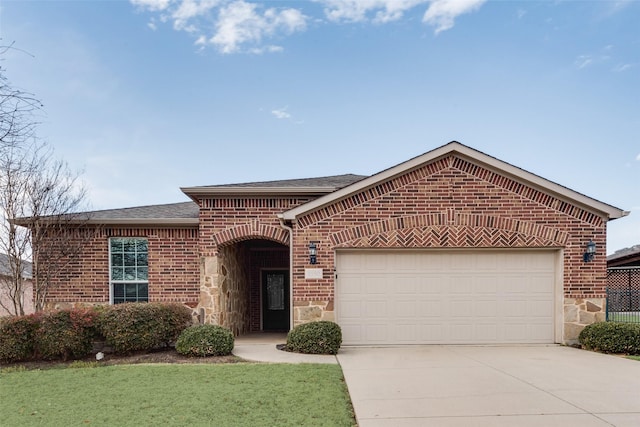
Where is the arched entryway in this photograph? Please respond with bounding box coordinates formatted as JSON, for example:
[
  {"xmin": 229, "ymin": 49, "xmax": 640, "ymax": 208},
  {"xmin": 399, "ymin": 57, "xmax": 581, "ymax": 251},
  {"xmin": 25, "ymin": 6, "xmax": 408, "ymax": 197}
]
[{"xmin": 201, "ymin": 238, "xmax": 289, "ymax": 335}]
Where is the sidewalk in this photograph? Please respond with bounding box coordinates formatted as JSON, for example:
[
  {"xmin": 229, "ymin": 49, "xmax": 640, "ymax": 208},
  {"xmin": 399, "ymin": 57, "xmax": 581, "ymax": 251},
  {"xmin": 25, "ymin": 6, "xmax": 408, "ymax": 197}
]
[{"xmin": 233, "ymin": 333, "xmax": 338, "ymax": 364}]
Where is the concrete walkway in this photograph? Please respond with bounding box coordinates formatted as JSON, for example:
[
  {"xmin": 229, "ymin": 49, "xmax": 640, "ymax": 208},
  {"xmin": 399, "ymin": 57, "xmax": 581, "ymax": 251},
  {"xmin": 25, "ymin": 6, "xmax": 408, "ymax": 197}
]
[
  {"xmin": 337, "ymin": 345, "xmax": 640, "ymax": 427},
  {"xmin": 233, "ymin": 333, "xmax": 338, "ymax": 364}
]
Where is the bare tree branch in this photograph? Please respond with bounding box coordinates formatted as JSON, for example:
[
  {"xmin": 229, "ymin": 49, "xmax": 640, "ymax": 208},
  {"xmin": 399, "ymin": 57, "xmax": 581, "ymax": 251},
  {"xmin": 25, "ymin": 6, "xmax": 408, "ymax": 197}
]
[{"xmin": 0, "ymin": 44, "xmax": 97, "ymax": 314}]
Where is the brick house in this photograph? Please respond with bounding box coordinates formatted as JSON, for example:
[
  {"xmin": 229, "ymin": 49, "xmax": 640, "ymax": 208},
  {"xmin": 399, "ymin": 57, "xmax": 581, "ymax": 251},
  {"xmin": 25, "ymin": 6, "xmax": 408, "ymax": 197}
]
[{"xmin": 31, "ymin": 142, "xmax": 627, "ymax": 344}]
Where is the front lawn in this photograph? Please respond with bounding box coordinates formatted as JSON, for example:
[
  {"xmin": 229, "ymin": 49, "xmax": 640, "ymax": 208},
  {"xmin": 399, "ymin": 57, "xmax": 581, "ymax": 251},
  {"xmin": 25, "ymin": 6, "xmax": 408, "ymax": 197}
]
[{"xmin": 0, "ymin": 363, "xmax": 355, "ymax": 426}]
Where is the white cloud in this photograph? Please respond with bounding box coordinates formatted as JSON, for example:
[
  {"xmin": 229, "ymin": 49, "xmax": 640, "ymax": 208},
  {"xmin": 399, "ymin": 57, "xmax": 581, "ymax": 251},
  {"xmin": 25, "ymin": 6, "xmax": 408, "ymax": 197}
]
[
  {"xmin": 575, "ymin": 46, "xmax": 631, "ymax": 72},
  {"xmin": 271, "ymin": 107, "xmax": 291, "ymax": 119},
  {"xmin": 172, "ymin": 0, "xmax": 220, "ymax": 31},
  {"xmin": 130, "ymin": 0, "xmax": 307, "ymax": 54},
  {"xmin": 210, "ymin": 1, "xmax": 306, "ymax": 54},
  {"xmin": 636, "ymin": 153, "xmax": 640, "ymax": 161},
  {"xmin": 249, "ymin": 45, "xmax": 284, "ymax": 55},
  {"xmin": 575, "ymin": 55, "xmax": 593, "ymax": 69},
  {"xmin": 130, "ymin": 0, "xmax": 172, "ymax": 12},
  {"xmin": 422, "ymin": 0, "xmax": 487, "ymax": 34},
  {"xmin": 319, "ymin": 0, "xmax": 487, "ymax": 30},
  {"xmin": 320, "ymin": 0, "xmax": 428, "ymax": 24},
  {"xmin": 130, "ymin": 0, "xmax": 486, "ymax": 53},
  {"xmin": 613, "ymin": 63, "xmax": 632, "ymax": 72}
]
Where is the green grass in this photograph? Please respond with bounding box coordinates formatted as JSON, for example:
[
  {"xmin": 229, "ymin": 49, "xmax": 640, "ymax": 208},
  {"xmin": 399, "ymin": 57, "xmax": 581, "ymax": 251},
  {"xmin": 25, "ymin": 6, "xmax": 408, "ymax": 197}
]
[
  {"xmin": 628, "ymin": 356, "xmax": 640, "ymax": 361},
  {"xmin": 0, "ymin": 363, "xmax": 355, "ymax": 426}
]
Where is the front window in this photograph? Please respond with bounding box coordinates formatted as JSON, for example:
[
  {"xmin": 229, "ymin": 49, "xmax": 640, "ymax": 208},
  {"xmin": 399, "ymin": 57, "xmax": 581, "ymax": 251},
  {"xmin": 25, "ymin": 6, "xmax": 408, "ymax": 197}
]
[{"xmin": 109, "ymin": 237, "xmax": 148, "ymax": 304}]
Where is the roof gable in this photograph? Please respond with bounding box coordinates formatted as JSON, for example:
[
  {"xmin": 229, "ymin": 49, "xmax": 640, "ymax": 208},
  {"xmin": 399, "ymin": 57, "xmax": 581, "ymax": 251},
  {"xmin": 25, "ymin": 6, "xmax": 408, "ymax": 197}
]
[{"xmin": 282, "ymin": 141, "xmax": 628, "ymax": 222}]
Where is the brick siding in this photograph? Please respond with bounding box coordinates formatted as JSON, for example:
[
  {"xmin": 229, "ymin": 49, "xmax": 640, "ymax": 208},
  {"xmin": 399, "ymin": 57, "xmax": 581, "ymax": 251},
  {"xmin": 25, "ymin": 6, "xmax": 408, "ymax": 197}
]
[
  {"xmin": 42, "ymin": 227, "xmax": 200, "ymax": 308},
  {"xmin": 290, "ymin": 155, "xmax": 607, "ymax": 302}
]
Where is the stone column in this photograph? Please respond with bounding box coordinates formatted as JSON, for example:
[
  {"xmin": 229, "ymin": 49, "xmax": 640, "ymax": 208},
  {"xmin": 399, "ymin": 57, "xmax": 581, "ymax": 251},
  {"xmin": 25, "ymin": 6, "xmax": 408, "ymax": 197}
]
[
  {"xmin": 563, "ymin": 298, "xmax": 606, "ymax": 345},
  {"xmin": 199, "ymin": 256, "xmax": 221, "ymax": 325}
]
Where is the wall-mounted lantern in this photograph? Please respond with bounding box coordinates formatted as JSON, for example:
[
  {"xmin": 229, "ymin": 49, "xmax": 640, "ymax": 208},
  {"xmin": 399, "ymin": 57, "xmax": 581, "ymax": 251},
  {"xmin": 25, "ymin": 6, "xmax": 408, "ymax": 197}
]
[
  {"xmin": 309, "ymin": 242, "xmax": 318, "ymax": 265},
  {"xmin": 583, "ymin": 240, "xmax": 596, "ymax": 263}
]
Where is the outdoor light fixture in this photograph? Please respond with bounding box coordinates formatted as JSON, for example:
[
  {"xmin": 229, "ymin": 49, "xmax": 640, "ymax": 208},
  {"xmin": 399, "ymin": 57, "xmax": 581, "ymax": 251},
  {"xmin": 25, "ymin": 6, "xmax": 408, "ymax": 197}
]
[
  {"xmin": 583, "ymin": 240, "xmax": 596, "ymax": 263},
  {"xmin": 309, "ymin": 242, "xmax": 318, "ymax": 265}
]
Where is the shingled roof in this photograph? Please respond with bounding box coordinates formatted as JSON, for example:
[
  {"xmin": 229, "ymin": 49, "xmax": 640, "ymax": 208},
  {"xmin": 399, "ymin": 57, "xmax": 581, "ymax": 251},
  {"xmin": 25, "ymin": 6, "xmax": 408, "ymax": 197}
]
[
  {"xmin": 86, "ymin": 202, "xmax": 199, "ymax": 221},
  {"xmin": 19, "ymin": 174, "xmax": 367, "ymax": 224},
  {"xmin": 181, "ymin": 174, "xmax": 367, "ymax": 198},
  {"xmin": 192, "ymin": 174, "xmax": 367, "ymax": 189}
]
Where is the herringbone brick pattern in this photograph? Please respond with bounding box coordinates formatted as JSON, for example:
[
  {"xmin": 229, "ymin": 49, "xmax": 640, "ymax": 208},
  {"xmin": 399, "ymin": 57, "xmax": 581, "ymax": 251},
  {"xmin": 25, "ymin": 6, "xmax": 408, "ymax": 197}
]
[
  {"xmin": 330, "ymin": 212, "xmax": 569, "ymax": 247},
  {"xmin": 339, "ymin": 226, "xmax": 553, "ymax": 248}
]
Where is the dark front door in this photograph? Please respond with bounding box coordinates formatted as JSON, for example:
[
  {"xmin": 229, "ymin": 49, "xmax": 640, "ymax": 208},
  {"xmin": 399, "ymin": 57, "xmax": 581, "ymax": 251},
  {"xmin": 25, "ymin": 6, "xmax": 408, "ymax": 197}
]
[{"xmin": 262, "ymin": 270, "xmax": 289, "ymax": 331}]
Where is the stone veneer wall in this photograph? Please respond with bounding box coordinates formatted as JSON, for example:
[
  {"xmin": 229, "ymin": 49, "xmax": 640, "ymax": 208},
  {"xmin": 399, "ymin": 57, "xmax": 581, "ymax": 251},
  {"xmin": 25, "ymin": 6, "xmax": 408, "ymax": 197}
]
[
  {"xmin": 563, "ymin": 298, "xmax": 606, "ymax": 345},
  {"xmin": 287, "ymin": 155, "xmax": 609, "ymax": 344},
  {"xmin": 200, "ymin": 245, "xmax": 251, "ymax": 335},
  {"xmin": 293, "ymin": 300, "xmax": 335, "ymax": 327}
]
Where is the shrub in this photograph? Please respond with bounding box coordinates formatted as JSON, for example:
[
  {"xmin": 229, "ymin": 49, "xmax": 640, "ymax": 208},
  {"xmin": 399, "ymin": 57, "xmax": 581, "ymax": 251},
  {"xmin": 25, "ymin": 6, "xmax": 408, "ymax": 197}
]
[
  {"xmin": 157, "ymin": 302, "xmax": 195, "ymax": 344},
  {"xmin": 175, "ymin": 324, "xmax": 234, "ymax": 357},
  {"xmin": 579, "ymin": 322, "xmax": 640, "ymax": 354},
  {"xmin": 0, "ymin": 314, "xmax": 41, "ymax": 363},
  {"xmin": 286, "ymin": 321, "xmax": 342, "ymax": 355},
  {"xmin": 98, "ymin": 303, "xmax": 193, "ymax": 354},
  {"xmin": 36, "ymin": 309, "xmax": 100, "ymax": 361}
]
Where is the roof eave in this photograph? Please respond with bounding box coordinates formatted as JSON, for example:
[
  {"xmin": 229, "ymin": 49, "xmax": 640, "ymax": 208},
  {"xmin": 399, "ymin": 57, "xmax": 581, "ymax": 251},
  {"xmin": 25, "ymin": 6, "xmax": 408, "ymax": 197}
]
[
  {"xmin": 180, "ymin": 186, "xmax": 339, "ymax": 198},
  {"xmin": 13, "ymin": 218, "xmax": 199, "ymax": 227},
  {"xmin": 89, "ymin": 218, "xmax": 199, "ymax": 226}
]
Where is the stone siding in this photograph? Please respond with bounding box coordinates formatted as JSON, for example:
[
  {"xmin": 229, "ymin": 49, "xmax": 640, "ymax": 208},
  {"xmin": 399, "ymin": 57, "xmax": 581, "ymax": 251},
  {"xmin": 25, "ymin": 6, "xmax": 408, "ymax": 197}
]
[{"xmin": 563, "ymin": 298, "xmax": 606, "ymax": 344}]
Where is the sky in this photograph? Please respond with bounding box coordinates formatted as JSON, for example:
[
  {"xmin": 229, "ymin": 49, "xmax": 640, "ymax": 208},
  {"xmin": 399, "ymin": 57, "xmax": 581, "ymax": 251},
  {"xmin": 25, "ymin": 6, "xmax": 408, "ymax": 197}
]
[{"xmin": 0, "ymin": 0, "xmax": 638, "ymax": 255}]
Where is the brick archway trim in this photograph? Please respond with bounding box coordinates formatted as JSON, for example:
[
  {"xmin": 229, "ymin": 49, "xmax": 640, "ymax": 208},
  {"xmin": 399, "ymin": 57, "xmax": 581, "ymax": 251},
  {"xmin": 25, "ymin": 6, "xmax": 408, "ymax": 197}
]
[
  {"xmin": 214, "ymin": 221, "xmax": 289, "ymax": 247},
  {"xmin": 330, "ymin": 212, "xmax": 568, "ymax": 248}
]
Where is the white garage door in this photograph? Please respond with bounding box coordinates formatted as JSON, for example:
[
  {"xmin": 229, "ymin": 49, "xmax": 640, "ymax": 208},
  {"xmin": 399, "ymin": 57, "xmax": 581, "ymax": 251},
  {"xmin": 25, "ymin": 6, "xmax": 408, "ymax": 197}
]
[{"xmin": 336, "ymin": 250, "xmax": 558, "ymax": 345}]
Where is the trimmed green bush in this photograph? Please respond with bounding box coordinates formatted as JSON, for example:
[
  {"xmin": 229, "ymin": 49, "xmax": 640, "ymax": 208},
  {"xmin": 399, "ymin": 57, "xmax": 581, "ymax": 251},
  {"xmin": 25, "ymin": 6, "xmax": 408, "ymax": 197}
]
[
  {"xmin": 36, "ymin": 309, "xmax": 99, "ymax": 361},
  {"xmin": 0, "ymin": 314, "xmax": 41, "ymax": 363},
  {"xmin": 98, "ymin": 303, "xmax": 192, "ymax": 354},
  {"xmin": 175, "ymin": 324, "xmax": 234, "ymax": 357},
  {"xmin": 286, "ymin": 321, "xmax": 342, "ymax": 355},
  {"xmin": 157, "ymin": 302, "xmax": 195, "ymax": 344},
  {"xmin": 579, "ymin": 322, "xmax": 640, "ymax": 354}
]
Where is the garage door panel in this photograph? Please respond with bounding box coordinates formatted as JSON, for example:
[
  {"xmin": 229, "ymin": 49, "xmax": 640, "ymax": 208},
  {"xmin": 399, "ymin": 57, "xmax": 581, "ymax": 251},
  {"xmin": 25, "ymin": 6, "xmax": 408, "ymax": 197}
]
[
  {"xmin": 338, "ymin": 300, "xmax": 363, "ymax": 318},
  {"xmin": 364, "ymin": 324, "xmax": 390, "ymax": 342},
  {"xmin": 450, "ymin": 276, "xmax": 473, "ymax": 293},
  {"xmin": 475, "ymin": 324, "xmax": 498, "ymax": 341},
  {"xmin": 421, "ymin": 276, "xmax": 445, "ymax": 293},
  {"xmin": 363, "ymin": 276, "xmax": 388, "ymax": 294},
  {"xmin": 337, "ymin": 250, "xmax": 557, "ymax": 345},
  {"xmin": 396, "ymin": 276, "xmax": 418, "ymax": 293},
  {"xmin": 395, "ymin": 299, "xmax": 418, "ymax": 317}
]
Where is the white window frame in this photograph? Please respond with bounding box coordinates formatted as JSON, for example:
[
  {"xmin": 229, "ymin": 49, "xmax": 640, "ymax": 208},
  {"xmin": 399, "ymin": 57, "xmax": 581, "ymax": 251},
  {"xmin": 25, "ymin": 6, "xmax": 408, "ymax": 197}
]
[{"xmin": 109, "ymin": 237, "xmax": 149, "ymax": 304}]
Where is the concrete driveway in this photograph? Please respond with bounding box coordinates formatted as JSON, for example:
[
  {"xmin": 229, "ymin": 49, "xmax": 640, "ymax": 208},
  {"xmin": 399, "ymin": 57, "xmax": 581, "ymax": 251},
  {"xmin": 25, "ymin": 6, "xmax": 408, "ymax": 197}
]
[{"xmin": 337, "ymin": 345, "xmax": 640, "ymax": 427}]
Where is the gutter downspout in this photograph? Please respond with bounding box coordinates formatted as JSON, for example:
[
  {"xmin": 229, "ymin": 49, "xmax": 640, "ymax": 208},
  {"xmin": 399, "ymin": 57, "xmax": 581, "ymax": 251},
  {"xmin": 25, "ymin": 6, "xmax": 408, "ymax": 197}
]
[{"xmin": 278, "ymin": 214, "xmax": 294, "ymax": 332}]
